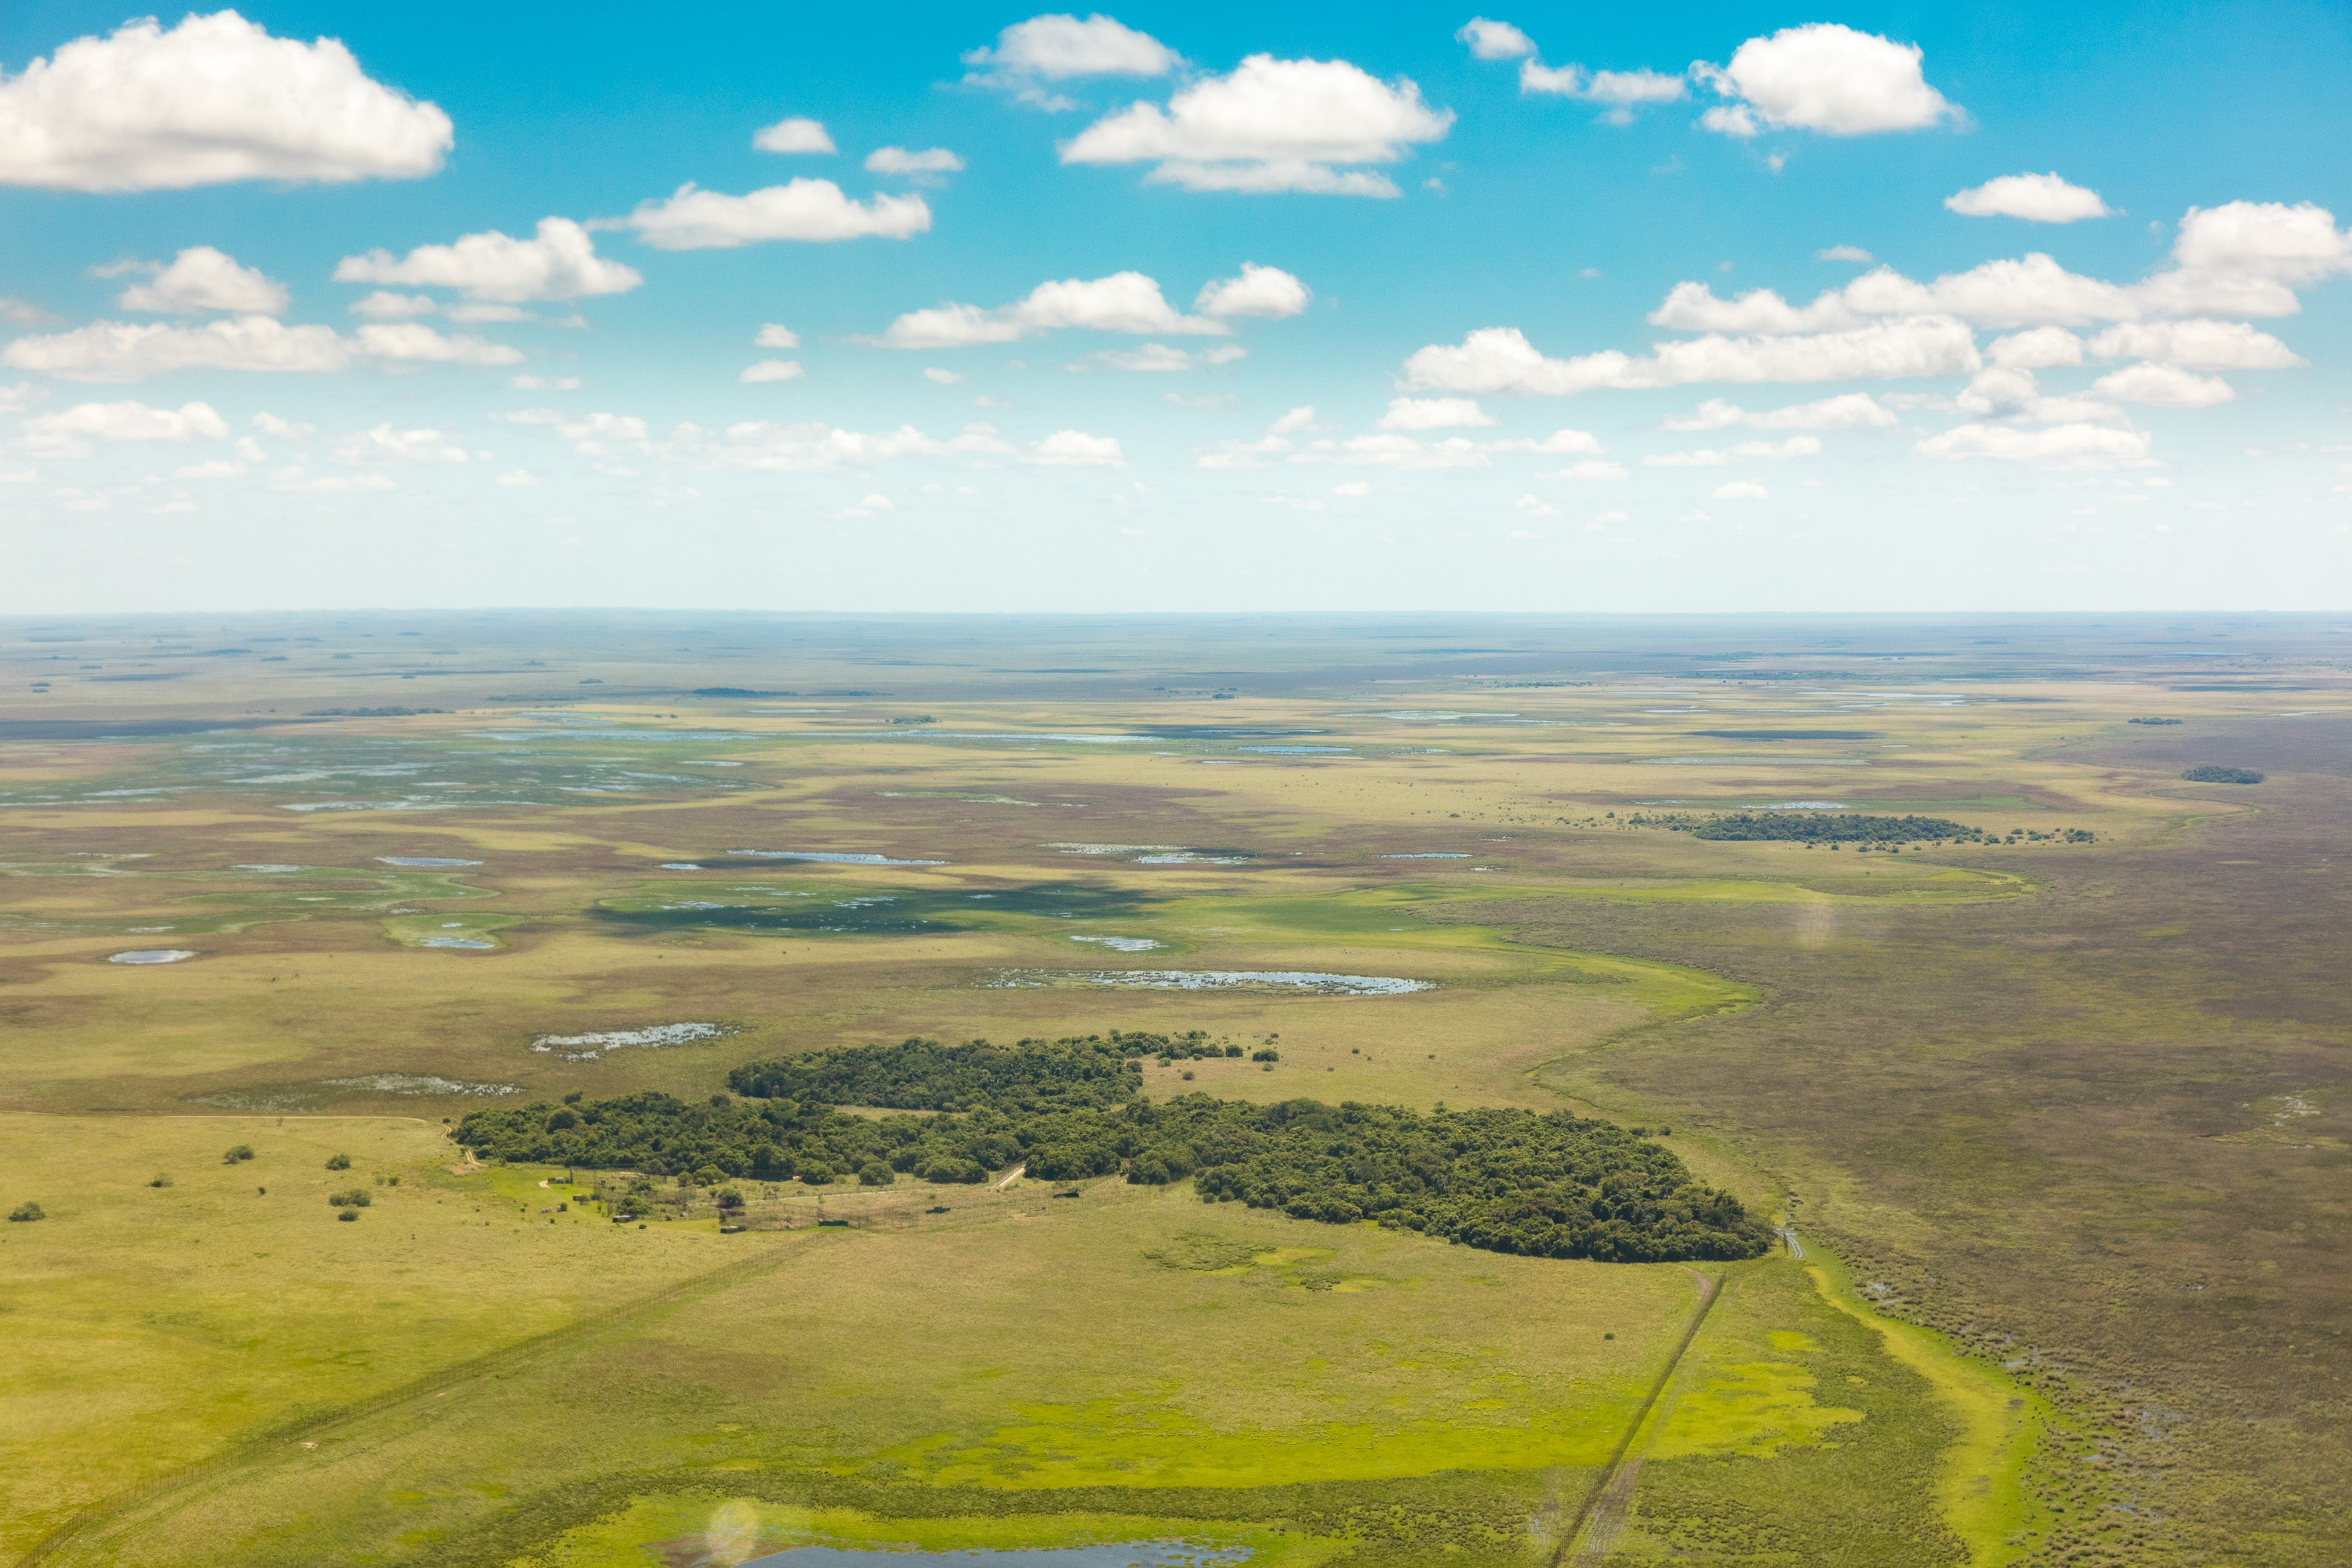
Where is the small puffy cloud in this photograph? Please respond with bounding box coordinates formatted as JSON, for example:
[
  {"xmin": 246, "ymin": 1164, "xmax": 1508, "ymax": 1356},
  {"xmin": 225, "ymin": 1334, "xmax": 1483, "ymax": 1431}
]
[
  {"xmin": 1695, "ymin": 23, "xmax": 1960, "ymax": 138},
  {"xmin": 1377, "ymin": 396, "xmax": 1496, "ymax": 431},
  {"xmin": 0, "ymin": 11, "xmax": 451, "ymax": 192},
  {"xmin": 270, "ymin": 467, "xmax": 396, "ymax": 493},
  {"xmin": 354, "ymin": 323, "xmax": 521, "ymax": 364},
  {"xmin": 838, "ymin": 493, "xmax": 894, "ymax": 518},
  {"xmin": 1549, "ymin": 461, "xmax": 1628, "ymax": 480},
  {"xmin": 1, "ymin": 296, "xmax": 63, "ymax": 327},
  {"xmin": 506, "ymin": 374, "xmax": 579, "ymax": 391},
  {"xmin": 1916, "ymin": 422, "xmax": 2153, "ymax": 468},
  {"xmin": 623, "ymin": 180, "xmax": 931, "ymax": 249},
  {"xmin": 494, "ymin": 469, "xmax": 538, "ymax": 486},
  {"xmin": 351, "ymin": 291, "xmax": 437, "ymax": 319},
  {"xmin": 866, "ymin": 146, "xmax": 965, "ymax": 181},
  {"xmin": 114, "ymin": 246, "xmax": 289, "ymax": 314},
  {"xmin": 1711, "ymin": 479, "xmax": 1769, "ymax": 499},
  {"xmin": 22, "ymin": 398, "xmax": 229, "ymax": 453},
  {"xmin": 1332, "ymin": 480, "xmax": 1372, "ymax": 496},
  {"xmin": 3, "ymin": 316, "xmax": 351, "ymax": 382},
  {"xmin": 740, "ymin": 358, "xmax": 805, "ymax": 383},
  {"xmin": 335, "ymin": 424, "xmax": 469, "ymax": 463},
  {"xmin": 1986, "ymin": 327, "xmax": 2084, "ymax": 369},
  {"xmin": 1514, "ymin": 494, "xmax": 1559, "ymax": 519},
  {"xmin": 1664, "ymin": 393, "xmax": 1894, "ymax": 430},
  {"xmin": 173, "ymin": 459, "xmax": 244, "ymax": 479},
  {"xmin": 1646, "ymin": 436, "xmax": 1821, "ymax": 466},
  {"xmin": 923, "ymin": 367, "xmax": 963, "ymax": 384},
  {"xmin": 1196, "ymin": 263, "xmax": 1310, "ymax": 319},
  {"xmin": 753, "ymin": 116, "xmax": 834, "ymax": 154},
  {"xmin": 753, "ymin": 323, "xmax": 801, "ymax": 349},
  {"xmin": 1456, "ymin": 19, "xmax": 1536, "ymax": 60},
  {"xmin": 335, "ymin": 216, "xmax": 641, "ymax": 302},
  {"xmin": 963, "ymin": 14, "xmax": 1180, "ymax": 108},
  {"xmin": 1946, "ymin": 173, "xmax": 2114, "ymax": 223},
  {"xmin": 882, "ymin": 271, "xmax": 1226, "ymax": 348},
  {"xmin": 1268, "ymin": 406, "xmax": 1318, "ymax": 435},
  {"xmin": 1059, "ymin": 54, "xmax": 1452, "ymax": 197},
  {"xmin": 2170, "ymin": 200, "xmax": 2352, "ymax": 282},
  {"xmin": 1519, "ymin": 62, "xmax": 1685, "ymax": 119},
  {"xmin": 2086, "ymin": 319, "xmax": 2304, "ymax": 369},
  {"xmin": 1403, "ymin": 318, "xmax": 1978, "ymax": 396},
  {"xmin": 1816, "ymin": 244, "xmax": 1873, "ymax": 263},
  {"xmin": 0, "ymin": 382, "xmax": 43, "ymax": 412},
  {"xmin": 1487, "ymin": 428, "xmax": 1606, "ymax": 455},
  {"xmin": 1069, "ymin": 343, "xmax": 1246, "ymax": 371},
  {"xmin": 692, "ymin": 418, "xmax": 1010, "ymax": 470},
  {"xmin": 252, "ymin": 412, "xmax": 315, "ymax": 438},
  {"xmin": 1032, "ymin": 429, "xmax": 1126, "ymax": 466},
  {"xmin": 2092, "ymin": 362, "xmax": 2235, "ymax": 407}
]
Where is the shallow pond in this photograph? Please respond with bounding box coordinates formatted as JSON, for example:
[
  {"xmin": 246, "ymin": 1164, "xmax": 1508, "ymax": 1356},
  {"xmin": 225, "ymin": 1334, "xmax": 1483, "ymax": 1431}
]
[
  {"xmin": 376, "ymin": 855, "xmax": 483, "ymax": 867},
  {"xmin": 532, "ymin": 1022, "xmax": 726, "ymax": 1060},
  {"xmin": 108, "ymin": 949, "xmax": 196, "ymax": 965},
  {"xmin": 728, "ymin": 849, "xmax": 946, "ymax": 866}
]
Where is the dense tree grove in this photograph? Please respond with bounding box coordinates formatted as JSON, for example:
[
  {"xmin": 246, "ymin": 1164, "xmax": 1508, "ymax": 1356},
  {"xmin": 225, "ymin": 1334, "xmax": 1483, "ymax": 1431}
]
[
  {"xmin": 2180, "ymin": 765, "xmax": 2264, "ymax": 784},
  {"xmin": 454, "ymin": 1036, "xmax": 1772, "ymax": 1263},
  {"xmin": 1684, "ymin": 811, "xmax": 1974, "ymax": 844}
]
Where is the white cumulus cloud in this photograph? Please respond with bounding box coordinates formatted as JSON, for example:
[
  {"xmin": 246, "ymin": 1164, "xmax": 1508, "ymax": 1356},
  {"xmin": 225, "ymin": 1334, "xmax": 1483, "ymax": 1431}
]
[
  {"xmin": 923, "ymin": 366, "xmax": 963, "ymax": 384},
  {"xmin": 334, "ymin": 423, "xmax": 470, "ymax": 463},
  {"xmin": 1456, "ymin": 19, "xmax": 1536, "ymax": 60},
  {"xmin": 963, "ymin": 14, "xmax": 1180, "ymax": 108},
  {"xmin": 2170, "ymin": 200, "xmax": 2352, "ymax": 282},
  {"xmin": 335, "ymin": 216, "xmax": 641, "ymax": 303},
  {"xmin": 2092, "ymin": 362, "xmax": 2236, "ymax": 407},
  {"xmin": 1695, "ymin": 23, "xmax": 1960, "ymax": 138},
  {"xmin": 1059, "ymin": 54, "xmax": 1452, "ymax": 197},
  {"xmin": 1195, "ymin": 263, "xmax": 1310, "ymax": 319},
  {"xmin": 1068, "ymin": 343, "xmax": 1245, "ymax": 372},
  {"xmin": 0, "ymin": 11, "xmax": 451, "ymax": 191},
  {"xmin": 114, "ymin": 246, "xmax": 289, "ymax": 314},
  {"xmin": 866, "ymin": 146, "xmax": 965, "ymax": 181},
  {"xmin": 1377, "ymin": 396, "xmax": 1496, "ymax": 430},
  {"xmin": 350, "ymin": 291, "xmax": 437, "ymax": 319},
  {"xmin": 1986, "ymin": 327, "xmax": 2084, "ymax": 369},
  {"xmin": 1519, "ymin": 62, "xmax": 1686, "ymax": 118},
  {"xmin": 22, "ymin": 398, "xmax": 228, "ymax": 453},
  {"xmin": 2085, "ymin": 319, "xmax": 2304, "ymax": 369},
  {"xmin": 1032, "ymin": 429, "xmax": 1126, "ymax": 466},
  {"xmin": 354, "ymin": 323, "xmax": 521, "ymax": 364},
  {"xmin": 881, "ymin": 271, "xmax": 1228, "ymax": 349},
  {"xmin": 1915, "ymin": 422, "xmax": 2153, "ymax": 468},
  {"xmin": 1664, "ymin": 393, "xmax": 1895, "ymax": 430},
  {"xmin": 753, "ymin": 116, "xmax": 834, "ymax": 154},
  {"xmin": 1711, "ymin": 479, "xmax": 1770, "ymax": 499},
  {"xmin": 1945, "ymin": 172, "xmax": 2114, "ymax": 222},
  {"xmin": 2, "ymin": 316, "xmax": 352, "ymax": 381},
  {"xmin": 623, "ymin": 180, "xmax": 931, "ymax": 249},
  {"xmin": 753, "ymin": 323, "xmax": 801, "ymax": 349},
  {"xmin": 1646, "ymin": 436, "xmax": 1822, "ymax": 466},
  {"xmin": 740, "ymin": 359, "xmax": 805, "ymax": 383},
  {"xmin": 1402, "ymin": 317, "xmax": 1980, "ymax": 396}
]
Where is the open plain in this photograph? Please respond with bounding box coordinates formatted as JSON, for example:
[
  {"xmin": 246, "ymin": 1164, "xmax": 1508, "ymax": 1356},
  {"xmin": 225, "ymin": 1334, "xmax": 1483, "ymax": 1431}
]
[{"xmin": 3, "ymin": 612, "xmax": 2347, "ymax": 1568}]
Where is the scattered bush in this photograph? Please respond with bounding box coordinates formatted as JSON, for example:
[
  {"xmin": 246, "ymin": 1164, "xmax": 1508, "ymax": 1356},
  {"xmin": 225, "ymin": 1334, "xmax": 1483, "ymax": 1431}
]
[
  {"xmin": 148, "ymin": 1174, "xmax": 173, "ymax": 1188},
  {"xmin": 2181, "ymin": 765, "xmax": 2264, "ymax": 784},
  {"xmin": 9, "ymin": 1202, "xmax": 42, "ymax": 1222},
  {"xmin": 327, "ymin": 1188, "xmax": 372, "ymax": 1208},
  {"xmin": 223, "ymin": 1144, "xmax": 255, "ymax": 1164},
  {"xmin": 716, "ymin": 1187, "xmax": 745, "ymax": 1211},
  {"xmin": 337, "ymin": 1210, "xmax": 358, "ymax": 1221},
  {"xmin": 324, "ymin": 1152, "xmax": 351, "ymax": 1170},
  {"xmin": 1251, "ymin": 1048, "xmax": 1280, "ymax": 1063}
]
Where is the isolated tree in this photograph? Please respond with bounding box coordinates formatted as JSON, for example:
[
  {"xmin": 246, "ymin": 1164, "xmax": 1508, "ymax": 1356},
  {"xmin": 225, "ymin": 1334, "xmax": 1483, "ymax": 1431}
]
[
  {"xmin": 223, "ymin": 1144, "xmax": 255, "ymax": 1164},
  {"xmin": 325, "ymin": 1152, "xmax": 351, "ymax": 1170},
  {"xmin": 9, "ymin": 1202, "xmax": 42, "ymax": 1222}
]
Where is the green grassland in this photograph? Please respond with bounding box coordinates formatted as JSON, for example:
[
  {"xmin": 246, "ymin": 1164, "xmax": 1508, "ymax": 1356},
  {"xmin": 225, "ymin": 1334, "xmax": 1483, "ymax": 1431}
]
[{"xmin": 5, "ymin": 613, "xmax": 2348, "ymax": 1567}]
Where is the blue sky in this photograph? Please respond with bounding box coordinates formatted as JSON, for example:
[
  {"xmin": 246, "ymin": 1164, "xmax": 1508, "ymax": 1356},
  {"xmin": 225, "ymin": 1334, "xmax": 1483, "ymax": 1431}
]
[{"xmin": 3, "ymin": 1, "xmax": 2348, "ymax": 613}]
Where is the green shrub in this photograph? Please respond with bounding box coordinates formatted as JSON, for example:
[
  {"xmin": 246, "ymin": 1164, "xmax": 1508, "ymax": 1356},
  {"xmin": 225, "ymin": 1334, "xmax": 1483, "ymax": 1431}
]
[
  {"xmin": 147, "ymin": 1174, "xmax": 172, "ymax": 1188},
  {"xmin": 858, "ymin": 1160, "xmax": 896, "ymax": 1186},
  {"xmin": 223, "ymin": 1144, "xmax": 255, "ymax": 1164},
  {"xmin": 715, "ymin": 1187, "xmax": 745, "ymax": 1211},
  {"xmin": 2181, "ymin": 764, "xmax": 2264, "ymax": 784},
  {"xmin": 328, "ymin": 1188, "xmax": 372, "ymax": 1208},
  {"xmin": 799, "ymin": 1164, "xmax": 834, "ymax": 1186},
  {"xmin": 337, "ymin": 1209, "xmax": 358, "ymax": 1221},
  {"xmin": 9, "ymin": 1201, "xmax": 42, "ymax": 1223},
  {"xmin": 324, "ymin": 1152, "xmax": 351, "ymax": 1170}
]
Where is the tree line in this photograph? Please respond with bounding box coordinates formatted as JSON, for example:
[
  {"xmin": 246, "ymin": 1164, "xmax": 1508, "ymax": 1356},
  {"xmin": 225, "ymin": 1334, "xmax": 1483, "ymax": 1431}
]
[{"xmin": 454, "ymin": 1034, "xmax": 1772, "ymax": 1263}]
